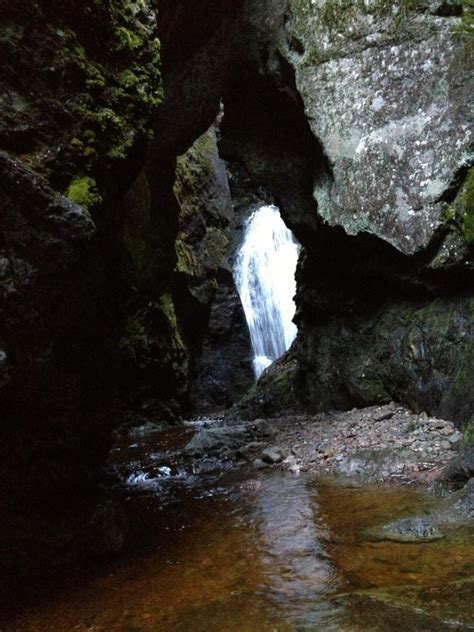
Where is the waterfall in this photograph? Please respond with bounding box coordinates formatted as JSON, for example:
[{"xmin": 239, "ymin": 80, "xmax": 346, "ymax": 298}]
[{"xmin": 233, "ymin": 205, "xmax": 300, "ymax": 378}]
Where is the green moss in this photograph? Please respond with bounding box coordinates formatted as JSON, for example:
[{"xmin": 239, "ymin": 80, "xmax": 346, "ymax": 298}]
[
  {"xmin": 66, "ymin": 175, "xmax": 102, "ymax": 209},
  {"xmin": 453, "ymin": 0, "xmax": 474, "ymax": 55},
  {"xmin": 314, "ymin": 0, "xmax": 423, "ymax": 33},
  {"xmin": 43, "ymin": 0, "xmax": 164, "ymax": 198},
  {"xmin": 203, "ymin": 227, "xmax": 229, "ymax": 268},
  {"xmin": 461, "ymin": 416, "xmax": 474, "ymax": 446},
  {"xmin": 115, "ymin": 25, "xmax": 144, "ymax": 51},
  {"xmin": 175, "ymin": 237, "xmax": 199, "ymax": 275},
  {"xmin": 107, "ymin": 145, "xmax": 128, "ymax": 160},
  {"xmin": 70, "ymin": 137, "xmax": 83, "ymax": 150},
  {"xmin": 294, "ymin": 0, "xmax": 453, "ymax": 68},
  {"xmin": 158, "ymin": 293, "xmax": 179, "ymax": 332},
  {"xmin": 347, "ymin": 375, "xmax": 391, "ymax": 405},
  {"xmin": 441, "ymin": 205, "xmax": 457, "ymax": 223},
  {"xmin": 442, "ymin": 168, "xmax": 474, "ymax": 244},
  {"xmin": 161, "ymin": 294, "xmax": 185, "ymax": 356},
  {"xmin": 236, "ymin": 355, "xmax": 301, "ymax": 418},
  {"xmin": 461, "ymin": 169, "xmax": 474, "ymax": 243},
  {"xmin": 82, "ymin": 129, "xmax": 96, "ymax": 143},
  {"xmin": 118, "ymin": 69, "xmax": 139, "ymax": 89},
  {"xmin": 119, "ymin": 295, "xmax": 185, "ymax": 368},
  {"xmin": 120, "ymin": 313, "xmax": 153, "ymax": 363},
  {"xmin": 83, "ymin": 146, "xmax": 97, "ymax": 159}
]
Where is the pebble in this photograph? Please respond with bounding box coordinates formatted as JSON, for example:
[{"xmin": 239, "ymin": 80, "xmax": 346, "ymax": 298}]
[
  {"xmin": 373, "ymin": 410, "xmax": 394, "ymax": 422},
  {"xmin": 449, "ymin": 431, "xmax": 462, "ymax": 444},
  {"xmin": 261, "ymin": 446, "xmax": 284, "ymax": 464}
]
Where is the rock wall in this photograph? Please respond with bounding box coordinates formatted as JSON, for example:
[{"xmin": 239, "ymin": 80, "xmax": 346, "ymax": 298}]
[
  {"xmin": 283, "ymin": 0, "xmax": 472, "ymax": 254},
  {"xmin": 0, "ymin": 0, "xmax": 252, "ymax": 584},
  {"xmin": 230, "ymin": 0, "xmax": 473, "ymax": 429},
  {"xmin": 0, "ymin": 0, "xmax": 165, "ymax": 586},
  {"xmin": 173, "ymin": 125, "xmax": 254, "ymax": 413}
]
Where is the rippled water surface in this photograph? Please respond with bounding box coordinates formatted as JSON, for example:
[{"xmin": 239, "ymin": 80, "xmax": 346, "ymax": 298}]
[{"xmin": 3, "ymin": 424, "xmax": 473, "ymax": 631}]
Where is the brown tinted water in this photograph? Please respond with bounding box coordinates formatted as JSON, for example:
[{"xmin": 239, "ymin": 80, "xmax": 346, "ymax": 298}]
[{"xmin": 2, "ymin": 424, "xmax": 473, "ymax": 631}]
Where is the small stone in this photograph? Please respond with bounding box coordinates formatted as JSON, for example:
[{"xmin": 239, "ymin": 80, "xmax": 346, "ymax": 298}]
[
  {"xmin": 253, "ymin": 458, "xmax": 269, "ymax": 470},
  {"xmin": 237, "ymin": 441, "xmax": 265, "ymax": 458},
  {"xmin": 373, "ymin": 410, "xmax": 394, "ymax": 422},
  {"xmin": 441, "ymin": 441, "xmax": 451, "ymax": 450},
  {"xmin": 261, "ymin": 446, "xmax": 284, "ymax": 464},
  {"xmin": 441, "ymin": 426, "xmax": 454, "ymax": 436},
  {"xmin": 323, "ymin": 447, "xmax": 335, "ymax": 459},
  {"xmin": 448, "ymin": 431, "xmax": 462, "ymax": 445}
]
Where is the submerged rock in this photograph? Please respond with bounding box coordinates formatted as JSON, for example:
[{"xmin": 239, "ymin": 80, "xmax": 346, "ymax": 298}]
[
  {"xmin": 366, "ymin": 517, "xmax": 445, "ymax": 543},
  {"xmin": 339, "ymin": 578, "xmax": 474, "ymax": 630}
]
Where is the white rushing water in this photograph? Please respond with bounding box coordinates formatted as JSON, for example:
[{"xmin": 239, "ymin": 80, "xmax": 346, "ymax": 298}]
[{"xmin": 233, "ymin": 205, "xmax": 300, "ymax": 378}]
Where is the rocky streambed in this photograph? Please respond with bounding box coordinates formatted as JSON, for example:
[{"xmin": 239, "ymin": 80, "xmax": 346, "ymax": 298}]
[
  {"xmin": 188, "ymin": 403, "xmax": 466, "ymax": 484},
  {"xmin": 2, "ymin": 405, "xmax": 473, "ymax": 631}
]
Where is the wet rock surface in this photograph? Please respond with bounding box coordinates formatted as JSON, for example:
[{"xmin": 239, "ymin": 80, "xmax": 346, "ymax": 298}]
[
  {"xmin": 189, "ymin": 268, "xmax": 254, "ymax": 413},
  {"xmin": 366, "ymin": 517, "xmax": 446, "ymax": 543},
  {"xmin": 204, "ymin": 402, "xmax": 473, "ymax": 546},
  {"xmin": 239, "ymin": 294, "xmax": 474, "ymax": 426},
  {"xmin": 338, "ymin": 578, "xmax": 474, "ymax": 631}
]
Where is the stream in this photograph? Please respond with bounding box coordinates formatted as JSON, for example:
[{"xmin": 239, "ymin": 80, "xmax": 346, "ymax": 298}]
[{"xmin": 3, "ymin": 421, "xmax": 473, "ymax": 631}]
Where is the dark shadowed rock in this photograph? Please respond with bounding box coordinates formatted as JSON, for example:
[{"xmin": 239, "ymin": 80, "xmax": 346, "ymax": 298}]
[{"xmin": 190, "ymin": 268, "xmax": 254, "ymax": 413}]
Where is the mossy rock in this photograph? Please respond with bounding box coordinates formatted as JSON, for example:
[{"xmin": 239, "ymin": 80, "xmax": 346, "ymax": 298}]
[
  {"xmin": 2, "ymin": 0, "xmax": 163, "ymax": 206},
  {"xmin": 119, "ymin": 294, "xmax": 188, "ymax": 402},
  {"xmin": 66, "ymin": 175, "xmax": 102, "ymax": 211},
  {"xmin": 439, "ymin": 167, "xmax": 474, "ymax": 252}
]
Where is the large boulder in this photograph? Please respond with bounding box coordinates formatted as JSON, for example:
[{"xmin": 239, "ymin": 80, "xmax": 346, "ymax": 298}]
[{"xmin": 281, "ymin": 0, "xmax": 473, "ymax": 254}]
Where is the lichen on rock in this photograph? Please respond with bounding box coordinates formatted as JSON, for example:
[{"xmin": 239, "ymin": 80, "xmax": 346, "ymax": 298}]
[{"xmin": 280, "ymin": 0, "xmax": 473, "ymax": 254}]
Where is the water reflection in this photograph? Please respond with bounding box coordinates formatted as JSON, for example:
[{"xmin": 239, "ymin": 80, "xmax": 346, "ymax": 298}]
[
  {"xmin": 2, "ymin": 427, "xmax": 473, "ymax": 631},
  {"xmin": 250, "ymin": 473, "xmax": 342, "ymax": 629}
]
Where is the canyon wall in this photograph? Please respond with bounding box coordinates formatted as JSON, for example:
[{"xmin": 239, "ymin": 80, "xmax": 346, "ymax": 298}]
[
  {"xmin": 0, "ymin": 0, "xmax": 472, "ymax": 584},
  {"xmin": 232, "ymin": 0, "xmax": 473, "ymax": 434}
]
